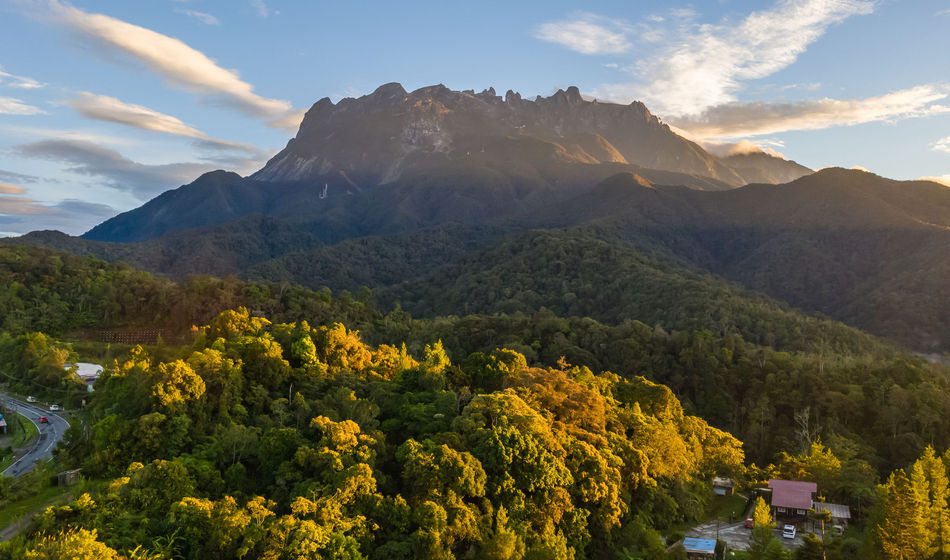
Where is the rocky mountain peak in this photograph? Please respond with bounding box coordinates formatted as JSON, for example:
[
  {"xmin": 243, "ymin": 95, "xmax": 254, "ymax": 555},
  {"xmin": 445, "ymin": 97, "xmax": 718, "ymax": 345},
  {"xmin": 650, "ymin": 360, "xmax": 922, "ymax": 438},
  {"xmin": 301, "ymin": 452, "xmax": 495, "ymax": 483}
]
[{"xmin": 252, "ymin": 82, "xmax": 810, "ymax": 188}]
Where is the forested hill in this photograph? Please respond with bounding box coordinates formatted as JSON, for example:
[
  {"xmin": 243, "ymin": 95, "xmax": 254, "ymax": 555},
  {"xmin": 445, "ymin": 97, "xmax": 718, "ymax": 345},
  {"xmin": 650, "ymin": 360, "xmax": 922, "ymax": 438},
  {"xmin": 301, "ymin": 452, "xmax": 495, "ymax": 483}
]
[
  {"xmin": 3, "ymin": 244, "xmax": 949, "ymax": 472},
  {"xmin": 7, "ymin": 168, "xmax": 950, "ymax": 353},
  {"xmin": 3, "ymin": 250, "xmax": 950, "ymax": 558}
]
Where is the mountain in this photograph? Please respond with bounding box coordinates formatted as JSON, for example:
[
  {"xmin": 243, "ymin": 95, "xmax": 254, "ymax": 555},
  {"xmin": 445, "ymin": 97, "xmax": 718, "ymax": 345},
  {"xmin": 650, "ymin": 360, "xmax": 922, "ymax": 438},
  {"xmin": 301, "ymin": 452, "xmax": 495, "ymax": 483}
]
[
  {"xmin": 9, "ymin": 84, "xmax": 950, "ymax": 353},
  {"xmin": 82, "ymin": 83, "xmax": 808, "ymax": 244},
  {"xmin": 253, "ymin": 82, "xmax": 806, "ymax": 187}
]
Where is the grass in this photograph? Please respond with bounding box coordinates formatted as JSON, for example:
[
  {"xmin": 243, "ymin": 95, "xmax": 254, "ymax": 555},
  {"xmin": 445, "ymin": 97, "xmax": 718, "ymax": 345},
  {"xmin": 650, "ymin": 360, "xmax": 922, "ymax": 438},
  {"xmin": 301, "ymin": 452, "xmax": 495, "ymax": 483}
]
[
  {"xmin": 0, "ymin": 484, "xmax": 71, "ymax": 533},
  {"xmin": 0, "ymin": 413, "xmax": 40, "ymax": 471},
  {"xmin": 11, "ymin": 412, "xmax": 39, "ymax": 448},
  {"xmin": 709, "ymin": 493, "xmax": 749, "ymax": 523},
  {"xmin": 0, "ymin": 477, "xmax": 108, "ymax": 537}
]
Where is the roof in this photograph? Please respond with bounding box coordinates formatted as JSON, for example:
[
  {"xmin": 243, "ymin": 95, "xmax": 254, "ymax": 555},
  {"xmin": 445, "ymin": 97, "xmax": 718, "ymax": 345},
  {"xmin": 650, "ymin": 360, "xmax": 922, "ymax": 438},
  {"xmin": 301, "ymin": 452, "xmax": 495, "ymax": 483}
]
[
  {"xmin": 769, "ymin": 479, "xmax": 818, "ymax": 510},
  {"xmin": 683, "ymin": 538, "xmax": 717, "ymax": 553},
  {"xmin": 71, "ymin": 362, "xmax": 104, "ymax": 380},
  {"xmin": 713, "ymin": 476, "xmax": 734, "ymax": 487},
  {"xmin": 813, "ymin": 501, "xmax": 851, "ymax": 519}
]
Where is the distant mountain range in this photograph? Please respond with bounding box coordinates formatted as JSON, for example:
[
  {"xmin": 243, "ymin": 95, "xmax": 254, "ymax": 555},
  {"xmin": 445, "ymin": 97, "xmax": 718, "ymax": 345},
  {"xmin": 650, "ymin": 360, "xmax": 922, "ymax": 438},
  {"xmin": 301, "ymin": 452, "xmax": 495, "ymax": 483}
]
[
  {"xmin": 81, "ymin": 83, "xmax": 809, "ymax": 243},
  {"xmin": 8, "ymin": 84, "xmax": 950, "ymax": 352}
]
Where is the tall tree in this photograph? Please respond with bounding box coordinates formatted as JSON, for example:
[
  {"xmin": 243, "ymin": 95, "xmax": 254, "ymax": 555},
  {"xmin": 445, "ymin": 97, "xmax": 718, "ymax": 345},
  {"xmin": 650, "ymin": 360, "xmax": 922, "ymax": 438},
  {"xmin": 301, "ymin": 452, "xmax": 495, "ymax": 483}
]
[
  {"xmin": 911, "ymin": 446, "xmax": 950, "ymax": 558},
  {"xmin": 877, "ymin": 469, "xmax": 932, "ymax": 560}
]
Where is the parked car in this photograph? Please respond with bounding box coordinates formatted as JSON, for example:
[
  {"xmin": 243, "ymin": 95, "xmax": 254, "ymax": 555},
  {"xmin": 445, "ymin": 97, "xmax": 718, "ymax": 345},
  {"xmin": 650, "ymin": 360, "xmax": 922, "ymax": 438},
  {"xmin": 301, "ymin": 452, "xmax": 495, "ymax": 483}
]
[
  {"xmin": 26, "ymin": 396, "xmax": 37, "ymax": 402},
  {"xmin": 744, "ymin": 518, "xmax": 754, "ymax": 528},
  {"xmin": 49, "ymin": 404, "xmax": 60, "ymax": 411},
  {"xmin": 38, "ymin": 416, "xmax": 48, "ymax": 423},
  {"xmin": 783, "ymin": 524, "xmax": 797, "ymax": 539}
]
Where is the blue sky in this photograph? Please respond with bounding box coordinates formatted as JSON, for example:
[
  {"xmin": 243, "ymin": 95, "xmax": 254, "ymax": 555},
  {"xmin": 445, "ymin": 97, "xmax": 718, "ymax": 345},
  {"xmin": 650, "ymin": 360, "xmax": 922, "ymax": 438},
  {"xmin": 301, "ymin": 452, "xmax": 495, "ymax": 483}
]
[{"xmin": 1, "ymin": 0, "xmax": 949, "ymax": 234}]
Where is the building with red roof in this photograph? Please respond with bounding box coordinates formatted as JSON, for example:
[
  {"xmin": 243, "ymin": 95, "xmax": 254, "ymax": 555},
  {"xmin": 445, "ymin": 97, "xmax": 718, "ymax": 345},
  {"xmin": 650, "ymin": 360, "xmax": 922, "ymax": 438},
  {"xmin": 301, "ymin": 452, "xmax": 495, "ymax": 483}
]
[{"xmin": 768, "ymin": 479, "xmax": 817, "ymax": 521}]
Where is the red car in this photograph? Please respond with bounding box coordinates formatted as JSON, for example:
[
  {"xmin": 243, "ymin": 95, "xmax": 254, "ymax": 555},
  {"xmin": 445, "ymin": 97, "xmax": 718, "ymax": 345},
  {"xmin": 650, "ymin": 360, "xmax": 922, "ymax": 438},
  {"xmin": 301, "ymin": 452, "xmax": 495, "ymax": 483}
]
[
  {"xmin": 38, "ymin": 416, "xmax": 48, "ymax": 423},
  {"xmin": 744, "ymin": 518, "xmax": 754, "ymax": 528}
]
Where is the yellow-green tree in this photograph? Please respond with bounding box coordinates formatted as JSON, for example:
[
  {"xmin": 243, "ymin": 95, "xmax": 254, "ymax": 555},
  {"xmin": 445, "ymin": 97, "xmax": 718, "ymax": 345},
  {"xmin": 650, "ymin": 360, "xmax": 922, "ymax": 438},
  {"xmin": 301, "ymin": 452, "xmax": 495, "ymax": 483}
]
[
  {"xmin": 151, "ymin": 359, "xmax": 206, "ymax": 409},
  {"xmin": 877, "ymin": 469, "xmax": 932, "ymax": 560},
  {"xmin": 749, "ymin": 496, "xmax": 780, "ymax": 560},
  {"xmin": 911, "ymin": 446, "xmax": 950, "ymax": 558},
  {"xmin": 25, "ymin": 528, "xmax": 120, "ymax": 560}
]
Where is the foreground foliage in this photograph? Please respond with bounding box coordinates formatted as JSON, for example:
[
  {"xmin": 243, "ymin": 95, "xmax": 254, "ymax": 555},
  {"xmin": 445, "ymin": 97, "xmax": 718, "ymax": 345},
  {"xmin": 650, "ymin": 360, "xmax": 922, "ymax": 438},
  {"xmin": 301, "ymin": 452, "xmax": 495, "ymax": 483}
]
[{"xmin": 3, "ymin": 307, "xmax": 744, "ymax": 559}]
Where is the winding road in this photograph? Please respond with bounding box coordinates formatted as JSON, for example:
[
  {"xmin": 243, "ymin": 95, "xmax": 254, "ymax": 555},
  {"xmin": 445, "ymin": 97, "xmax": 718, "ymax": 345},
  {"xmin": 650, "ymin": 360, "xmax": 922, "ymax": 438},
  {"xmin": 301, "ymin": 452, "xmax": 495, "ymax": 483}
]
[{"xmin": 0, "ymin": 394, "xmax": 69, "ymax": 478}]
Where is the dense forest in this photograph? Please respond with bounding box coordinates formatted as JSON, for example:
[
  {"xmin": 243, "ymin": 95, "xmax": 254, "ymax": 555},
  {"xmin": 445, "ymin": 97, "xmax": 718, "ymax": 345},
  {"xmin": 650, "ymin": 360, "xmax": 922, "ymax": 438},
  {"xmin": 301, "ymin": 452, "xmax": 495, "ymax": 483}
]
[{"xmin": 2, "ymin": 246, "xmax": 950, "ymax": 559}]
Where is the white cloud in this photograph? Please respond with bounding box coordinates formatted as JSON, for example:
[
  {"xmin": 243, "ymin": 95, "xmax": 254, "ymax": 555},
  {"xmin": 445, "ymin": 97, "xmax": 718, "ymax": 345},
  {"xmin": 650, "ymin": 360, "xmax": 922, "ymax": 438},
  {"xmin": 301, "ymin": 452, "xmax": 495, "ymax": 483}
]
[
  {"xmin": 68, "ymin": 92, "xmax": 206, "ymax": 138},
  {"xmin": 48, "ymin": 0, "xmax": 294, "ymax": 122},
  {"xmin": 701, "ymin": 139, "xmax": 787, "ymax": 159},
  {"xmin": 669, "ymin": 85, "xmax": 950, "ymax": 140},
  {"xmin": 0, "ymin": 96, "xmax": 46, "ymax": 115},
  {"xmin": 249, "ymin": 0, "xmax": 270, "ymax": 18},
  {"xmin": 175, "ymin": 8, "xmax": 220, "ymax": 26},
  {"xmin": 0, "ymin": 69, "xmax": 46, "ymax": 89},
  {"xmin": 267, "ymin": 108, "xmax": 307, "ymax": 133},
  {"xmin": 66, "ymin": 92, "xmax": 268, "ymax": 159},
  {"xmin": 534, "ymin": 13, "xmax": 632, "ymax": 55},
  {"xmin": 594, "ymin": 0, "xmax": 874, "ymax": 116},
  {"xmin": 933, "ymin": 135, "xmax": 950, "ymax": 155}
]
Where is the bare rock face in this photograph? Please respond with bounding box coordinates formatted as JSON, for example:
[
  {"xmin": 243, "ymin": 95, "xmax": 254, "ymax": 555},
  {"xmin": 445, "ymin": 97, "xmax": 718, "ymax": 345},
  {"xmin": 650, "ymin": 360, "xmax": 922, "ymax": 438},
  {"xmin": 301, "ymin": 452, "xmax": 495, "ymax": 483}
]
[{"xmin": 252, "ymin": 83, "xmax": 808, "ymax": 187}]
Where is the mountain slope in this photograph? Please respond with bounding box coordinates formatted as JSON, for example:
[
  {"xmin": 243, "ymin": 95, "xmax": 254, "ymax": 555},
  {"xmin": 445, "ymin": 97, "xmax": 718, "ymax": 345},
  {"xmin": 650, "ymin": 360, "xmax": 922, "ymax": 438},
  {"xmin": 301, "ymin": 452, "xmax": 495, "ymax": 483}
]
[{"xmin": 83, "ymin": 83, "xmax": 808, "ymax": 244}]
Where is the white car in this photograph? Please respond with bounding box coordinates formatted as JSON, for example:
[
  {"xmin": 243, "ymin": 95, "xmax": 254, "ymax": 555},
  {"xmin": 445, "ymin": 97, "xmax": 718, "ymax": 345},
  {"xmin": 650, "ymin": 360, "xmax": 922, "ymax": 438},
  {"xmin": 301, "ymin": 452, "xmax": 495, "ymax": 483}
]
[
  {"xmin": 783, "ymin": 524, "xmax": 797, "ymax": 539},
  {"xmin": 26, "ymin": 396, "xmax": 37, "ymax": 403},
  {"xmin": 49, "ymin": 404, "xmax": 60, "ymax": 411}
]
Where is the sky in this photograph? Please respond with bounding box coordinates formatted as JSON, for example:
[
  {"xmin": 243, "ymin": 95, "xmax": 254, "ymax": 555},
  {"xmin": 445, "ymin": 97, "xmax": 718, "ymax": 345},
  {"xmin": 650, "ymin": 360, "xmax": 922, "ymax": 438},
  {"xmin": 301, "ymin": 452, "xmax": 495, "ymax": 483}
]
[{"xmin": 1, "ymin": 0, "xmax": 949, "ymax": 235}]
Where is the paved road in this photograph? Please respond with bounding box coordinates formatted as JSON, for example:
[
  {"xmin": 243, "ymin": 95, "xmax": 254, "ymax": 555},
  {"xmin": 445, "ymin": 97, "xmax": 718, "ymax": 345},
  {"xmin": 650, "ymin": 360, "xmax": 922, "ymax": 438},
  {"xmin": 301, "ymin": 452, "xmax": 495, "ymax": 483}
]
[{"xmin": 0, "ymin": 394, "xmax": 69, "ymax": 477}]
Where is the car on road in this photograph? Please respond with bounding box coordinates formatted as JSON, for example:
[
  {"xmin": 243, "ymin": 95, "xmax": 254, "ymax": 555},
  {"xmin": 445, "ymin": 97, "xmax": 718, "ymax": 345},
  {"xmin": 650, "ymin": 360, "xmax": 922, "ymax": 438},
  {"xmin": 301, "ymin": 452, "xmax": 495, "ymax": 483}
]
[
  {"xmin": 38, "ymin": 416, "xmax": 48, "ymax": 423},
  {"xmin": 744, "ymin": 518, "xmax": 753, "ymax": 528},
  {"xmin": 26, "ymin": 396, "xmax": 37, "ymax": 402},
  {"xmin": 49, "ymin": 404, "xmax": 60, "ymax": 411},
  {"xmin": 783, "ymin": 524, "xmax": 797, "ymax": 539}
]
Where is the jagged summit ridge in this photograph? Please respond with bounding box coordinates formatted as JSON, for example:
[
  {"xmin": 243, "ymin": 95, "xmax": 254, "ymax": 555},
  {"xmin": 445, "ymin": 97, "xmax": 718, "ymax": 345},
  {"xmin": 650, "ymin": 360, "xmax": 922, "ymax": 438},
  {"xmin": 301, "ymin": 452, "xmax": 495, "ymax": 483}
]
[{"xmin": 251, "ymin": 82, "xmax": 797, "ymax": 187}]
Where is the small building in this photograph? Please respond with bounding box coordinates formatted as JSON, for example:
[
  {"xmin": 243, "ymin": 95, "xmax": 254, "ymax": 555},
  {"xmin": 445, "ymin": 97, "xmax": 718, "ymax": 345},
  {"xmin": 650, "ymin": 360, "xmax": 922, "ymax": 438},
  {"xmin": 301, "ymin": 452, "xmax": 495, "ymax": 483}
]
[
  {"xmin": 712, "ymin": 476, "xmax": 735, "ymax": 496},
  {"xmin": 683, "ymin": 537, "xmax": 718, "ymax": 559},
  {"xmin": 769, "ymin": 479, "xmax": 817, "ymax": 522},
  {"xmin": 812, "ymin": 501, "xmax": 851, "ymax": 530},
  {"xmin": 68, "ymin": 363, "xmax": 104, "ymax": 393},
  {"xmin": 58, "ymin": 468, "xmax": 83, "ymax": 486},
  {"xmin": 0, "ymin": 414, "xmax": 6, "ymax": 434}
]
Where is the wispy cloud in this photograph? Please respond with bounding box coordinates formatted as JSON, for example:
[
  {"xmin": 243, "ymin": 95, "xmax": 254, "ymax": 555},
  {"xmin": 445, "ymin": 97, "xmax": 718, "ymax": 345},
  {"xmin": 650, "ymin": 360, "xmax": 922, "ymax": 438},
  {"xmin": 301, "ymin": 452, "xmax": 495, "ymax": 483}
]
[
  {"xmin": 534, "ymin": 13, "xmax": 632, "ymax": 55},
  {"xmin": 48, "ymin": 0, "xmax": 294, "ymax": 121},
  {"xmin": 174, "ymin": 8, "xmax": 220, "ymax": 26},
  {"xmin": 0, "ymin": 183, "xmax": 27, "ymax": 195},
  {"xmin": 66, "ymin": 92, "xmax": 267, "ymax": 158},
  {"xmin": 933, "ymin": 135, "xmax": 950, "ymax": 155},
  {"xmin": 592, "ymin": 0, "xmax": 874, "ymax": 116},
  {"xmin": 68, "ymin": 92, "xmax": 206, "ymax": 138},
  {"xmin": 0, "ymin": 124, "xmax": 134, "ymax": 146},
  {"xmin": 0, "ymin": 96, "xmax": 46, "ymax": 115},
  {"xmin": 0, "ymin": 194, "xmax": 56, "ymax": 215},
  {"xmin": 0, "ymin": 68, "xmax": 46, "ymax": 89},
  {"xmin": 249, "ymin": 0, "xmax": 270, "ymax": 18},
  {"xmin": 0, "ymin": 169, "xmax": 42, "ymax": 184},
  {"xmin": 14, "ymin": 138, "xmax": 218, "ymax": 200},
  {"xmin": 670, "ymin": 85, "xmax": 950, "ymax": 140},
  {"xmin": 0, "ymin": 197, "xmax": 117, "ymax": 235}
]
